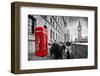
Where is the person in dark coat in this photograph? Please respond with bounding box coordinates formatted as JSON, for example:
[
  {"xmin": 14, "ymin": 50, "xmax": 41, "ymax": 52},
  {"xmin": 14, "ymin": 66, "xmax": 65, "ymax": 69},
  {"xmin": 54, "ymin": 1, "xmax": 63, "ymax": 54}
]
[
  {"xmin": 60, "ymin": 43, "xmax": 66, "ymax": 58},
  {"xmin": 64, "ymin": 41, "xmax": 72, "ymax": 59},
  {"xmin": 50, "ymin": 40, "xmax": 61, "ymax": 59},
  {"xmin": 66, "ymin": 50, "xmax": 70, "ymax": 59},
  {"xmin": 66, "ymin": 41, "xmax": 71, "ymax": 46}
]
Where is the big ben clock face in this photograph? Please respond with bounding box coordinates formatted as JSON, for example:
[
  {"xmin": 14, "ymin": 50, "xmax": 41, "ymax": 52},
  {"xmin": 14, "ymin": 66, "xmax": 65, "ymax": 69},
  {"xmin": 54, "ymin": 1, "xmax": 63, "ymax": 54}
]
[{"xmin": 78, "ymin": 27, "xmax": 81, "ymax": 30}]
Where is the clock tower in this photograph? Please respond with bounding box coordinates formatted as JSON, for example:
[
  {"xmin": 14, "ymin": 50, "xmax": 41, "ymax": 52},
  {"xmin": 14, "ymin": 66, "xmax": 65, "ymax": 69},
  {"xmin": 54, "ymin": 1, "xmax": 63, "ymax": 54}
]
[{"xmin": 78, "ymin": 21, "xmax": 82, "ymax": 42}]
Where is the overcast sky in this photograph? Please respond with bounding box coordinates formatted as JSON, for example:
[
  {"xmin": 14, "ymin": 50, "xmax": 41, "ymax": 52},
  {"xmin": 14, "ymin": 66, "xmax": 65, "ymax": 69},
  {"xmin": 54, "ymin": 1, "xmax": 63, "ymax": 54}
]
[{"xmin": 65, "ymin": 16, "xmax": 88, "ymax": 41}]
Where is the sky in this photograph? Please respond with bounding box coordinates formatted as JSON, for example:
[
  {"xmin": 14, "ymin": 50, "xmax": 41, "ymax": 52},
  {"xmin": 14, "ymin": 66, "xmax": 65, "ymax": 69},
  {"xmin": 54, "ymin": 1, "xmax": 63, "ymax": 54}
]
[{"xmin": 65, "ymin": 16, "xmax": 88, "ymax": 41}]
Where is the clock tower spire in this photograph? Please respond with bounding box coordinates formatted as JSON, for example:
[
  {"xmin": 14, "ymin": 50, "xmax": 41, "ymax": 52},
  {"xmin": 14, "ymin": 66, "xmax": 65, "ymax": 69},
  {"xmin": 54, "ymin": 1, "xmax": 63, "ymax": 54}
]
[{"xmin": 78, "ymin": 20, "xmax": 82, "ymax": 42}]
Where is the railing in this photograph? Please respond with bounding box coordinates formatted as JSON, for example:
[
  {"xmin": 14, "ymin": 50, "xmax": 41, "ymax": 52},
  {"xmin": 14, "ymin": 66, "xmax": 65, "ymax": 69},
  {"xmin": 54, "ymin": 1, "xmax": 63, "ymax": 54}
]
[{"xmin": 73, "ymin": 43, "xmax": 88, "ymax": 45}]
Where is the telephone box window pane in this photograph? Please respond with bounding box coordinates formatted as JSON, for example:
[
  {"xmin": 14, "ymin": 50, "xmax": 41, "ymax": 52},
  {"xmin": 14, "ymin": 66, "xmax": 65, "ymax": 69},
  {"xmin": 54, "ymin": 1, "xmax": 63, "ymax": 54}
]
[
  {"xmin": 35, "ymin": 35, "xmax": 40, "ymax": 51},
  {"xmin": 44, "ymin": 34, "xmax": 47, "ymax": 50}
]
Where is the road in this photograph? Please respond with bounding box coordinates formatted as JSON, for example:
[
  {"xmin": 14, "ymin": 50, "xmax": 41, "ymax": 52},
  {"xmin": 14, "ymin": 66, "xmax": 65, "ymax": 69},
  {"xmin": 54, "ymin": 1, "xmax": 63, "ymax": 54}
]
[
  {"xmin": 71, "ymin": 43, "xmax": 88, "ymax": 58},
  {"xmin": 28, "ymin": 41, "xmax": 88, "ymax": 61}
]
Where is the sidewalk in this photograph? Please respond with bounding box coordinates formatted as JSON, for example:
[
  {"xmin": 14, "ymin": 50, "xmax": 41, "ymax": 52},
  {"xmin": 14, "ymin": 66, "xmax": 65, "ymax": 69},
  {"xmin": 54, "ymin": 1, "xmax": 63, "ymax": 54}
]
[{"xmin": 28, "ymin": 53, "xmax": 50, "ymax": 61}]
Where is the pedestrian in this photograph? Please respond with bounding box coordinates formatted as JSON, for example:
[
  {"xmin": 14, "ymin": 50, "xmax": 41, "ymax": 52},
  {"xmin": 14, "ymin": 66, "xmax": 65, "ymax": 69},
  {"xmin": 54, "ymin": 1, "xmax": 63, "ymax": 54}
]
[
  {"xmin": 66, "ymin": 50, "xmax": 70, "ymax": 59},
  {"xmin": 50, "ymin": 40, "xmax": 60, "ymax": 59},
  {"xmin": 60, "ymin": 43, "xmax": 66, "ymax": 58},
  {"xmin": 64, "ymin": 41, "xmax": 71, "ymax": 59}
]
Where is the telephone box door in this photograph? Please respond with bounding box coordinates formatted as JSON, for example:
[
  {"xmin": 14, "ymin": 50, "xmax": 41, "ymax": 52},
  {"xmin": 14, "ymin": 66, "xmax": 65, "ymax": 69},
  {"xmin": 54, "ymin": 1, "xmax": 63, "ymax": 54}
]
[{"xmin": 35, "ymin": 26, "xmax": 48, "ymax": 57}]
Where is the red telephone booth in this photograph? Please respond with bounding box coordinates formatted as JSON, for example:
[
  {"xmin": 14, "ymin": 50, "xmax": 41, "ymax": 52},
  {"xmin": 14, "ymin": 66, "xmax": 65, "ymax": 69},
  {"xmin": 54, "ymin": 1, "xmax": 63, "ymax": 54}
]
[{"xmin": 34, "ymin": 26, "xmax": 48, "ymax": 57}]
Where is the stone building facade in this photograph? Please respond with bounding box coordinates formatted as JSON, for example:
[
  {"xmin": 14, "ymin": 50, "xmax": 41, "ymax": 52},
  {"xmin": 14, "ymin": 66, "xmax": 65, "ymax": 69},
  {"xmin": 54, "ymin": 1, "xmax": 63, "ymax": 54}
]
[{"xmin": 28, "ymin": 15, "xmax": 67, "ymax": 54}]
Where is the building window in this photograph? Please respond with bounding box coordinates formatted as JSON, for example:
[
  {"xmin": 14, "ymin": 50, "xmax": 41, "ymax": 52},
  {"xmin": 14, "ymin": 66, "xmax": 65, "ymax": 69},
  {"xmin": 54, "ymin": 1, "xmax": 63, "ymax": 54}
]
[
  {"xmin": 58, "ymin": 17, "xmax": 59, "ymax": 22},
  {"xmin": 53, "ymin": 31, "xmax": 55, "ymax": 40},
  {"xmin": 28, "ymin": 15, "xmax": 36, "ymax": 34},
  {"xmin": 54, "ymin": 16, "xmax": 57, "ymax": 20},
  {"xmin": 56, "ymin": 33, "xmax": 57, "ymax": 40},
  {"xmin": 53, "ymin": 21, "xmax": 55, "ymax": 27},
  {"xmin": 44, "ymin": 16, "xmax": 47, "ymax": 18},
  {"xmin": 50, "ymin": 18, "xmax": 52, "ymax": 24},
  {"xmin": 50, "ymin": 30, "xmax": 52, "ymax": 39},
  {"xmin": 56, "ymin": 24, "xmax": 57, "ymax": 30}
]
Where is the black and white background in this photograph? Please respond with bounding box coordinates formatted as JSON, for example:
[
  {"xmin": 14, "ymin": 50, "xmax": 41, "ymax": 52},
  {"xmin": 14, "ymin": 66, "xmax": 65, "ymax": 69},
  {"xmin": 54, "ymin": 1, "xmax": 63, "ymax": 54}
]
[{"xmin": 28, "ymin": 15, "xmax": 88, "ymax": 60}]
